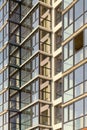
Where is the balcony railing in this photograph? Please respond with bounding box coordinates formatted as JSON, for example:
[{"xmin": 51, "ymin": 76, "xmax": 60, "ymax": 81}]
[
  {"xmin": 40, "ymin": 91, "xmax": 51, "ymax": 101},
  {"xmin": 41, "ymin": 66, "xmax": 51, "ymax": 77},
  {"xmin": 40, "ymin": 41, "xmax": 51, "ymax": 53},
  {"xmin": 55, "ymin": 114, "xmax": 62, "ymax": 124},
  {"xmin": 40, "ymin": 115, "xmax": 51, "ymax": 126},
  {"xmin": 55, "ymin": 59, "xmax": 62, "ymax": 74},
  {"xmin": 55, "ymin": 88, "xmax": 62, "ymax": 99}
]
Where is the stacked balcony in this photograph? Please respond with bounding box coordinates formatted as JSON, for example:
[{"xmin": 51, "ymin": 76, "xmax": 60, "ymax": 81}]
[{"xmin": 8, "ymin": 0, "xmax": 52, "ymax": 130}]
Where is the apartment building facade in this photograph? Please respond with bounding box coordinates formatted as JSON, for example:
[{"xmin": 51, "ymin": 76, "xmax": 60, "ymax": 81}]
[
  {"xmin": 62, "ymin": 0, "xmax": 87, "ymax": 130},
  {"xmin": 0, "ymin": 0, "xmax": 87, "ymax": 130}
]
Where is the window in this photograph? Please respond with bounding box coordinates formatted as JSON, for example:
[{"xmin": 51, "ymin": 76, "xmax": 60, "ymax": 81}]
[
  {"xmin": 63, "ymin": 63, "xmax": 87, "ymax": 103},
  {"xmin": 4, "ymin": 91, "xmax": 8, "ymax": 110},
  {"xmin": 32, "ymin": 80, "xmax": 39, "ymax": 101},
  {"xmin": 85, "ymin": 0, "xmax": 87, "ymax": 11},
  {"xmin": 85, "ymin": 64, "xmax": 87, "ymax": 80},
  {"xmin": 64, "ymin": 121, "xmax": 73, "ymax": 130},
  {"xmin": 0, "ymin": 31, "xmax": 3, "ymax": 48},
  {"xmin": 4, "ymin": 68, "xmax": 8, "ymax": 81},
  {"xmin": 21, "ymin": 56, "xmax": 39, "ymax": 86},
  {"xmin": 69, "ymin": 8, "xmax": 73, "ymax": 25},
  {"xmin": 64, "ymin": 24, "xmax": 73, "ymax": 40},
  {"xmin": 4, "ymin": 2, "xmax": 8, "ymax": 22},
  {"xmin": 21, "ymin": 104, "xmax": 39, "ymax": 129},
  {"xmin": 4, "ymin": 24, "xmax": 8, "ymax": 43},
  {"xmin": 32, "ymin": 31, "xmax": 39, "ymax": 54},
  {"xmin": 4, "ymin": 68, "xmax": 8, "ymax": 89},
  {"xmin": 64, "ymin": 107, "xmax": 68, "ymax": 122},
  {"xmin": 64, "ymin": 75, "xmax": 68, "ymax": 91},
  {"xmin": 75, "ymin": 66, "xmax": 83, "ymax": 86},
  {"xmin": 32, "ymin": 56, "xmax": 39, "ymax": 77},
  {"xmin": 64, "ymin": 44, "xmax": 68, "ymax": 60},
  {"xmin": 0, "ymin": 0, "xmax": 3, "ymax": 6},
  {"xmin": 75, "ymin": 83, "xmax": 83, "ymax": 97},
  {"xmin": 32, "ymin": 8, "xmax": 39, "ymax": 29},
  {"xmin": 63, "ymin": 40, "xmax": 73, "ymax": 60},
  {"xmin": 64, "ymin": 88, "xmax": 73, "ymax": 102},
  {"xmin": 0, "ymin": 73, "xmax": 3, "ymax": 90},
  {"xmin": 75, "ymin": 117, "xmax": 83, "ymax": 130},
  {"xmin": 32, "ymin": 0, "xmax": 38, "ymax": 5},
  {"xmin": 63, "ymin": 30, "xmax": 85, "ymax": 72},
  {"xmin": 75, "ymin": 15, "xmax": 83, "ymax": 31},
  {"xmin": 63, "ymin": 97, "xmax": 87, "ymax": 129},
  {"xmin": 64, "ymin": 7, "xmax": 73, "ymax": 29},
  {"xmin": 0, "ymin": 9, "xmax": 3, "ymax": 22},
  {"xmin": 64, "ymin": 12, "xmax": 68, "ymax": 29},
  {"xmin": 85, "ymin": 97, "xmax": 87, "ymax": 114},
  {"xmin": 84, "ymin": 29, "xmax": 87, "ymax": 46},
  {"xmin": 0, "ymin": 52, "xmax": 3, "ymax": 69},
  {"xmin": 10, "ymin": 114, "xmax": 19, "ymax": 130},
  {"xmin": 85, "ymin": 116, "xmax": 87, "ymax": 127},
  {"xmin": 64, "ymin": 104, "xmax": 73, "ymax": 123},
  {"xmin": 4, "ymin": 46, "xmax": 8, "ymax": 66},
  {"xmin": 63, "ymin": 0, "xmax": 73, "ymax": 9},
  {"xmin": 21, "ymin": 31, "xmax": 39, "ymax": 64},
  {"xmin": 64, "ymin": 56, "xmax": 73, "ymax": 71},
  {"xmin": 75, "ymin": 0, "xmax": 83, "ymax": 20},
  {"xmin": 0, "ymin": 115, "xmax": 3, "ymax": 128},
  {"xmin": 69, "ymin": 72, "xmax": 73, "ymax": 88},
  {"xmin": 63, "ymin": 0, "xmax": 86, "ymax": 41},
  {"xmin": 64, "ymin": 72, "xmax": 73, "ymax": 91},
  {"xmin": 75, "ymin": 99, "xmax": 83, "ymax": 118}
]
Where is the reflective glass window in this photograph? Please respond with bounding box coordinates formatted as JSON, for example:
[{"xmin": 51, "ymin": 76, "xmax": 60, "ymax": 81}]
[
  {"xmin": 64, "ymin": 107, "xmax": 68, "ymax": 122},
  {"xmin": 64, "ymin": 88, "xmax": 73, "ymax": 102},
  {"xmin": 85, "ymin": 0, "xmax": 87, "ymax": 11},
  {"xmin": 75, "ymin": 99, "xmax": 83, "ymax": 118},
  {"xmin": 75, "ymin": 117, "xmax": 83, "ymax": 130},
  {"xmin": 75, "ymin": 66, "xmax": 83, "ymax": 86},
  {"xmin": 75, "ymin": 0, "xmax": 83, "ymax": 20},
  {"xmin": 75, "ymin": 83, "xmax": 83, "ymax": 97},
  {"xmin": 64, "ymin": 75, "xmax": 68, "ymax": 91},
  {"xmin": 85, "ymin": 97, "xmax": 87, "ymax": 114},
  {"xmin": 85, "ymin": 64, "xmax": 87, "ymax": 80},
  {"xmin": 64, "ymin": 121, "xmax": 73, "ymax": 130},
  {"xmin": 64, "ymin": 0, "xmax": 73, "ymax": 9},
  {"xmin": 69, "ymin": 104, "xmax": 73, "ymax": 120},
  {"xmin": 64, "ymin": 12, "xmax": 68, "ymax": 29},
  {"xmin": 69, "ymin": 8, "xmax": 73, "ymax": 25},
  {"xmin": 75, "ymin": 15, "xmax": 83, "ymax": 31}
]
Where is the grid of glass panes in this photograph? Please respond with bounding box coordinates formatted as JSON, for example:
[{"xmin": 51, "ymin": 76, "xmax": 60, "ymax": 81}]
[
  {"xmin": 63, "ymin": 0, "xmax": 87, "ymax": 40},
  {"xmin": 63, "ymin": 97, "xmax": 87, "ymax": 130}
]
